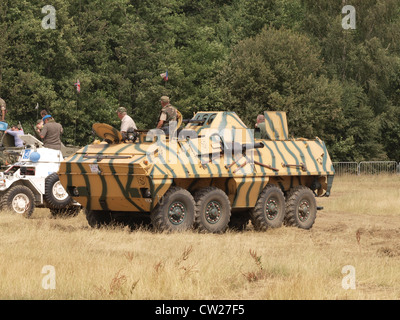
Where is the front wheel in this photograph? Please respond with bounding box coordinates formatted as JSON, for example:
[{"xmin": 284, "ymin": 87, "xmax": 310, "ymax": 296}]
[
  {"xmin": 0, "ymin": 185, "xmax": 35, "ymax": 218},
  {"xmin": 151, "ymin": 186, "xmax": 195, "ymax": 232}
]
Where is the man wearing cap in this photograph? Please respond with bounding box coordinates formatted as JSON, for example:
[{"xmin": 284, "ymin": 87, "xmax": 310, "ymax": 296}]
[
  {"xmin": 116, "ymin": 107, "xmax": 137, "ymax": 135},
  {"xmin": 156, "ymin": 96, "xmax": 177, "ymax": 132},
  {"xmin": 40, "ymin": 115, "xmax": 63, "ymax": 150}
]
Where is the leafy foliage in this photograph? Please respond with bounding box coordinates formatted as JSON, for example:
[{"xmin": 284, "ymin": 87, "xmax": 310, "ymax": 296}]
[{"xmin": 0, "ymin": 0, "xmax": 399, "ymax": 160}]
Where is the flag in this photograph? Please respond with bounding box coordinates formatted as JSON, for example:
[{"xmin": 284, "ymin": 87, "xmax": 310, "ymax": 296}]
[
  {"xmin": 160, "ymin": 70, "xmax": 168, "ymax": 81},
  {"xmin": 74, "ymin": 79, "xmax": 81, "ymax": 93}
]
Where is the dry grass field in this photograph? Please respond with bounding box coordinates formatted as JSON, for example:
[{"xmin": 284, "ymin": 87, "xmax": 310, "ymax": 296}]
[{"xmin": 0, "ymin": 175, "xmax": 399, "ymax": 300}]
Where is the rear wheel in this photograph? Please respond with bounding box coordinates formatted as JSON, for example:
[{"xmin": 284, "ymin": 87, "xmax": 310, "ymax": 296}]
[
  {"xmin": 0, "ymin": 185, "xmax": 35, "ymax": 218},
  {"xmin": 194, "ymin": 187, "xmax": 231, "ymax": 233},
  {"xmin": 285, "ymin": 186, "xmax": 317, "ymax": 229},
  {"xmin": 250, "ymin": 184, "xmax": 285, "ymax": 231},
  {"xmin": 151, "ymin": 186, "xmax": 195, "ymax": 232}
]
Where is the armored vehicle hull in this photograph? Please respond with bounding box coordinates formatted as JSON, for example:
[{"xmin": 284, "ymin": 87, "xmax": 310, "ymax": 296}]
[{"xmin": 58, "ymin": 111, "xmax": 334, "ymax": 232}]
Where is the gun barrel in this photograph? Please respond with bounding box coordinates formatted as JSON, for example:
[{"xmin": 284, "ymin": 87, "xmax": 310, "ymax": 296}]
[
  {"xmin": 182, "ymin": 119, "xmax": 205, "ymax": 124},
  {"xmin": 242, "ymin": 142, "xmax": 264, "ymax": 151}
]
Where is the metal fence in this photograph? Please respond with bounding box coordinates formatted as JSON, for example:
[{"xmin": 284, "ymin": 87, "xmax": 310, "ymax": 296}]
[{"xmin": 333, "ymin": 161, "xmax": 400, "ymax": 175}]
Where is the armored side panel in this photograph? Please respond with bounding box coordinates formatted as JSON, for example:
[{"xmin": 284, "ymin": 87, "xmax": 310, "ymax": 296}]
[
  {"xmin": 263, "ymin": 111, "xmax": 289, "ymax": 140},
  {"xmin": 59, "ymin": 111, "xmax": 334, "ymax": 216}
]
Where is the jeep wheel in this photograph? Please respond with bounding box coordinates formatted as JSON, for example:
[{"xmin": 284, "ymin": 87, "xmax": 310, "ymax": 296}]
[
  {"xmin": 150, "ymin": 186, "xmax": 195, "ymax": 232},
  {"xmin": 0, "ymin": 185, "xmax": 35, "ymax": 218},
  {"xmin": 194, "ymin": 187, "xmax": 231, "ymax": 233},
  {"xmin": 285, "ymin": 186, "xmax": 317, "ymax": 229},
  {"xmin": 44, "ymin": 173, "xmax": 73, "ymax": 209},
  {"xmin": 250, "ymin": 184, "xmax": 285, "ymax": 231}
]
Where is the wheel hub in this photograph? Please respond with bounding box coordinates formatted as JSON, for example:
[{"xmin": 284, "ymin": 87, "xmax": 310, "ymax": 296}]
[
  {"xmin": 168, "ymin": 201, "xmax": 186, "ymax": 225},
  {"xmin": 265, "ymin": 198, "xmax": 279, "ymax": 220},
  {"xmin": 205, "ymin": 201, "xmax": 221, "ymax": 224},
  {"xmin": 12, "ymin": 194, "xmax": 30, "ymax": 215},
  {"xmin": 52, "ymin": 181, "xmax": 68, "ymax": 200},
  {"xmin": 298, "ymin": 200, "xmax": 310, "ymax": 221}
]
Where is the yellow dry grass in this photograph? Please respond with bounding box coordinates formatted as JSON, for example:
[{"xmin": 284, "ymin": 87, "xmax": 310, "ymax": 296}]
[{"xmin": 0, "ymin": 174, "xmax": 399, "ymax": 300}]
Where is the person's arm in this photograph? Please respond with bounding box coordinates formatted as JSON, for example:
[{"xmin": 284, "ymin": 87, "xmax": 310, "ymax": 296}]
[
  {"xmin": 40, "ymin": 126, "xmax": 47, "ymax": 139},
  {"xmin": 5, "ymin": 130, "xmax": 16, "ymax": 137},
  {"xmin": 156, "ymin": 120, "xmax": 164, "ymax": 129},
  {"xmin": 157, "ymin": 112, "xmax": 167, "ymax": 129}
]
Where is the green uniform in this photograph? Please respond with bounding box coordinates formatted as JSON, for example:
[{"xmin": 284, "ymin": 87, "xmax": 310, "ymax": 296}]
[
  {"xmin": 159, "ymin": 104, "xmax": 177, "ymax": 126},
  {"xmin": 257, "ymin": 122, "xmax": 269, "ymax": 139}
]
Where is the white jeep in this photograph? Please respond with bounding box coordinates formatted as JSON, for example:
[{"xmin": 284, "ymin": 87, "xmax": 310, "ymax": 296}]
[{"xmin": 0, "ymin": 134, "xmax": 81, "ymax": 218}]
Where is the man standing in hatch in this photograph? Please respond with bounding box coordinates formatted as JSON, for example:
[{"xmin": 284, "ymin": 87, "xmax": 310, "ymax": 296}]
[{"xmin": 156, "ymin": 96, "xmax": 178, "ymax": 134}]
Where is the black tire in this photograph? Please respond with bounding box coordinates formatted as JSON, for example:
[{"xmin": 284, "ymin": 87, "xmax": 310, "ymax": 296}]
[
  {"xmin": 85, "ymin": 209, "xmax": 112, "ymax": 228},
  {"xmin": 285, "ymin": 185, "xmax": 317, "ymax": 229},
  {"xmin": 44, "ymin": 173, "xmax": 73, "ymax": 209},
  {"xmin": 150, "ymin": 186, "xmax": 195, "ymax": 232},
  {"xmin": 250, "ymin": 184, "xmax": 285, "ymax": 231},
  {"xmin": 194, "ymin": 187, "xmax": 231, "ymax": 233},
  {"xmin": 50, "ymin": 205, "xmax": 81, "ymax": 218},
  {"xmin": 0, "ymin": 185, "xmax": 35, "ymax": 218},
  {"xmin": 228, "ymin": 211, "xmax": 250, "ymax": 231}
]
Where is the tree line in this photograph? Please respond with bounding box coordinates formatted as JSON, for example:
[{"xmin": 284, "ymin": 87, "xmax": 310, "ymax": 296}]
[{"xmin": 0, "ymin": 0, "xmax": 399, "ymax": 161}]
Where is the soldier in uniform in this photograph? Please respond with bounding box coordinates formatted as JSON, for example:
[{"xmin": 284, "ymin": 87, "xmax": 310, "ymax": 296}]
[
  {"xmin": 0, "ymin": 97, "xmax": 7, "ymax": 122},
  {"xmin": 255, "ymin": 114, "xmax": 268, "ymax": 139},
  {"xmin": 156, "ymin": 96, "xmax": 178, "ymax": 134}
]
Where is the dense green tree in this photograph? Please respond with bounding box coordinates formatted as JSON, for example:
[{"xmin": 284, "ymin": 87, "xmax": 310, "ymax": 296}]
[{"xmin": 0, "ymin": 0, "xmax": 399, "ymax": 160}]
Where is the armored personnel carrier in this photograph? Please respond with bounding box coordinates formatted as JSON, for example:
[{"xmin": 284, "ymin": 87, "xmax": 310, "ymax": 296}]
[{"xmin": 58, "ymin": 111, "xmax": 334, "ymax": 232}]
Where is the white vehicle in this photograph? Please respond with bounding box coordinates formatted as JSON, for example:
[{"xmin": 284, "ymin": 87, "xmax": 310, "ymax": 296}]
[{"xmin": 0, "ymin": 134, "xmax": 81, "ymax": 218}]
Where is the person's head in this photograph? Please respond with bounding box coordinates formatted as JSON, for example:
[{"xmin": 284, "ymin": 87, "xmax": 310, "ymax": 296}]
[
  {"xmin": 160, "ymin": 96, "xmax": 170, "ymax": 107},
  {"xmin": 116, "ymin": 107, "xmax": 127, "ymax": 120},
  {"xmin": 40, "ymin": 109, "xmax": 48, "ymax": 118},
  {"xmin": 36, "ymin": 119, "xmax": 43, "ymax": 129},
  {"xmin": 10, "ymin": 125, "xmax": 19, "ymax": 131},
  {"xmin": 42, "ymin": 114, "xmax": 52, "ymax": 124},
  {"xmin": 256, "ymin": 114, "xmax": 265, "ymax": 124}
]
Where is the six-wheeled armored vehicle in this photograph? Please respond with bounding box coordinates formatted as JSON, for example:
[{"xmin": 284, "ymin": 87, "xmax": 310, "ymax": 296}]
[{"xmin": 58, "ymin": 111, "xmax": 334, "ymax": 232}]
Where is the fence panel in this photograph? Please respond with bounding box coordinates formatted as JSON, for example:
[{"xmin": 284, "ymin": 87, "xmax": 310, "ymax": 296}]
[
  {"xmin": 332, "ymin": 162, "xmax": 359, "ymax": 175},
  {"xmin": 358, "ymin": 161, "xmax": 398, "ymax": 175}
]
